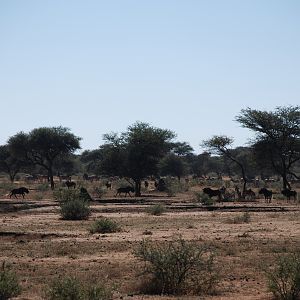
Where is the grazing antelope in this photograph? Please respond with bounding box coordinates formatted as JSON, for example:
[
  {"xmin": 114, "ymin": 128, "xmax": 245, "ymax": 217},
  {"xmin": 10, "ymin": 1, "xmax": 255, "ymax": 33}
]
[
  {"xmin": 202, "ymin": 187, "xmax": 223, "ymax": 202},
  {"xmin": 259, "ymin": 188, "xmax": 272, "ymax": 203},
  {"xmin": 281, "ymin": 189, "xmax": 297, "ymax": 201},
  {"xmin": 115, "ymin": 186, "xmax": 135, "ymax": 197},
  {"xmin": 9, "ymin": 187, "xmax": 29, "ymax": 199},
  {"xmin": 65, "ymin": 181, "xmax": 76, "ymax": 189}
]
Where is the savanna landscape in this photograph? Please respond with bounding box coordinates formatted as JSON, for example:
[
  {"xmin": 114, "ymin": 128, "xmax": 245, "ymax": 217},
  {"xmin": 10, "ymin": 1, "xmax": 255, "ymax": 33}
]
[
  {"xmin": 0, "ymin": 107, "xmax": 300, "ymax": 300},
  {"xmin": 0, "ymin": 174, "xmax": 299, "ymax": 300},
  {"xmin": 2, "ymin": 1, "xmax": 300, "ymax": 299}
]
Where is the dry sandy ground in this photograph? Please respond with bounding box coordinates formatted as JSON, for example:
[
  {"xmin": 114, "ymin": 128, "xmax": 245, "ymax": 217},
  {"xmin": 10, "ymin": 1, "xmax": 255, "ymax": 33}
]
[{"xmin": 0, "ymin": 192, "xmax": 299, "ymax": 300}]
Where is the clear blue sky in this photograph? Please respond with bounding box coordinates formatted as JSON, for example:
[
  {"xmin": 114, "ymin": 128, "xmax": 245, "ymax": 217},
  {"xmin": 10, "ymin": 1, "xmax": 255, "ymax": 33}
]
[{"xmin": 1, "ymin": 1, "xmax": 299, "ymax": 153}]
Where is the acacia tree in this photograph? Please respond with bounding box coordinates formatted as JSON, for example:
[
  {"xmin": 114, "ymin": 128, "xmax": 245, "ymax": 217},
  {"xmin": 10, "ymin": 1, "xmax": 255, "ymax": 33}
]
[
  {"xmin": 158, "ymin": 153, "xmax": 188, "ymax": 181},
  {"xmin": 80, "ymin": 149, "xmax": 103, "ymax": 174},
  {"xmin": 8, "ymin": 127, "xmax": 81, "ymax": 189},
  {"xmin": 0, "ymin": 145, "xmax": 28, "ymax": 182},
  {"xmin": 98, "ymin": 122, "xmax": 176, "ymax": 196},
  {"xmin": 202, "ymin": 135, "xmax": 248, "ymax": 197},
  {"xmin": 236, "ymin": 106, "xmax": 300, "ymax": 189},
  {"xmin": 171, "ymin": 142, "xmax": 194, "ymax": 156}
]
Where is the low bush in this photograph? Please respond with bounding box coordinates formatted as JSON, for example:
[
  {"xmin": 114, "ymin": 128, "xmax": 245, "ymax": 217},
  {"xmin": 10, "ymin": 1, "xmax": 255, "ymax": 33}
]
[
  {"xmin": 86, "ymin": 284, "xmax": 113, "ymax": 300},
  {"xmin": 134, "ymin": 237, "xmax": 219, "ymax": 295},
  {"xmin": 60, "ymin": 199, "xmax": 91, "ymax": 220},
  {"xmin": 57, "ymin": 189, "xmax": 91, "ymax": 220},
  {"xmin": 44, "ymin": 276, "xmax": 84, "ymax": 300},
  {"xmin": 195, "ymin": 192, "xmax": 215, "ymax": 206},
  {"xmin": 146, "ymin": 204, "xmax": 166, "ymax": 216},
  {"xmin": 0, "ymin": 262, "xmax": 21, "ymax": 300},
  {"xmin": 266, "ymin": 253, "xmax": 300, "ymax": 300},
  {"xmin": 45, "ymin": 276, "xmax": 113, "ymax": 300},
  {"xmin": 89, "ymin": 218, "xmax": 121, "ymax": 234}
]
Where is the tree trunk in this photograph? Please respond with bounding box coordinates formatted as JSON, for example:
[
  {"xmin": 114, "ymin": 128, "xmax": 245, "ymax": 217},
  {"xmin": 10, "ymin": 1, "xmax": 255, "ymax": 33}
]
[
  {"xmin": 135, "ymin": 180, "xmax": 141, "ymax": 197},
  {"xmin": 239, "ymin": 163, "xmax": 247, "ymax": 198},
  {"xmin": 48, "ymin": 168, "xmax": 55, "ymax": 190},
  {"xmin": 282, "ymin": 174, "xmax": 291, "ymax": 190},
  {"xmin": 9, "ymin": 174, "xmax": 15, "ymax": 183}
]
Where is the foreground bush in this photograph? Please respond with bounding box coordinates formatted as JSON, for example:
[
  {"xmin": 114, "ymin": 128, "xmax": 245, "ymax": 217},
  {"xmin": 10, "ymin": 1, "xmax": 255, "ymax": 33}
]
[
  {"xmin": 89, "ymin": 218, "xmax": 121, "ymax": 234},
  {"xmin": 0, "ymin": 262, "xmax": 21, "ymax": 300},
  {"xmin": 45, "ymin": 276, "xmax": 84, "ymax": 300},
  {"xmin": 45, "ymin": 276, "xmax": 112, "ymax": 300},
  {"xmin": 266, "ymin": 253, "xmax": 300, "ymax": 300},
  {"xmin": 86, "ymin": 284, "xmax": 113, "ymax": 300},
  {"xmin": 134, "ymin": 238, "xmax": 219, "ymax": 295},
  {"xmin": 56, "ymin": 189, "xmax": 91, "ymax": 220}
]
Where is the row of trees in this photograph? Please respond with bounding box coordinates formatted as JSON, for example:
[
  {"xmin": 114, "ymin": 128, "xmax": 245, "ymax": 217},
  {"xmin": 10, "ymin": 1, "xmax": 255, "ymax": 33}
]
[{"xmin": 0, "ymin": 106, "xmax": 299, "ymax": 196}]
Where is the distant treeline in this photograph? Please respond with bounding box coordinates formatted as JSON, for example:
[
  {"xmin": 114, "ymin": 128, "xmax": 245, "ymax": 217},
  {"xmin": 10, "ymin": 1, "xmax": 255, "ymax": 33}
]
[{"xmin": 0, "ymin": 106, "xmax": 299, "ymax": 196}]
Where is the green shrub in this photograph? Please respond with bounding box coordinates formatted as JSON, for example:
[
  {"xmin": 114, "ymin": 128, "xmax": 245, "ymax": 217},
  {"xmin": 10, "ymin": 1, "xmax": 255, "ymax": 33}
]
[
  {"xmin": 195, "ymin": 192, "xmax": 215, "ymax": 206},
  {"xmin": 44, "ymin": 276, "xmax": 84, "ymax": 300},
  {"xmin": 0, "ymin": 262, "xmax": 21, "ymax": 300},
  {"xmin": 146, "ymin": 204, "xmax": 166, "ymax": 216},
  {"xmin": 86, "ymin": 284, "xmax": 113, "ymax": 300},
  {"xmin": 134, "ymin": 238, "xmax": 219, "ymax": 295},
  {"xmin": 45, "ymin": 277, "xmax": 113, "ymax": 300},
  {"xmin": 89, "ymin": 218, "xmax": 121, "ymax": 234},
  {"xmin": 54, "ymin": 188, "xmax": 75, "ymax": 201},
  {"xmin": 57, "ymin": 189, "xmax": 91, "ymax": 220},
  {"xmin": 164, "ymin": 178, "xmax": 185, "ymax": 196},
  {"xmin": 60, "ymin": 199, "xmax": 91, "ymax": 220},
  {"xmin": 266, "ymin": 253, "xmax": 300, "ymax": 300}
]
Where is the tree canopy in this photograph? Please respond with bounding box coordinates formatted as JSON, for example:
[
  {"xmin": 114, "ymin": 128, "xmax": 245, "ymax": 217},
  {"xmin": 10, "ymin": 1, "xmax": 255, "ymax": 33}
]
[
  {"xmin": 236, "ymin": 106, "xmax": 300, "ymax": 189},
  {"xmin": 202, "ymin": 135, "xmax": 249, "ymax": 196},
  {"xmin": 0, "ymin": 145, "xmax": 28, "ymax": 182},
  {"xmin": 98, "ymin": 122, "xmax": 176, "ymax": 196},
  {"xmin": 8, "ymin": 126, "xmax": 81, "ymax": 189}
]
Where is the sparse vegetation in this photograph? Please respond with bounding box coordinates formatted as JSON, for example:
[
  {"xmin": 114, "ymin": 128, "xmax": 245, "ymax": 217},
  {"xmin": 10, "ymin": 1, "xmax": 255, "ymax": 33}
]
[
  {"xmin": 164, "ymin": 178, "xmax": 185, "ymax": 196},
  {"xmin": 93, "ymin": 186, "xmax": 106, "ymax": 199},
  {"xmin": 146, "ymin": 204, "xmax": 166, "ymax": 216},
  {"xmin": 89, "ymin": 218, "xmax": 121, "ymax": 234},
  {"xmin": 0, "ymin": 262, "xmax": 21, "ymax": 300},
  {"xmin": 228, "ymin": 212, "xmax": 251, "ymax": 224},
  {"xmin": 85, "ymin": 284, "xmax": 113, "ymax": 300},
  {"xmin": 134, "ymin": 237, "xmax": 219, "ymax": 295},
  {"xmin": 58, "ymin": 189, "xmax": 91, "ymax": 220},
  {"xmin": 195, "ymin": 192, "xmax": 215, "ymax": 206},
  {"xmin": 44, "ymin": 276, "xmax": 113, "ymax": 300},
  {"xmin": 266, "ymin": 253, "xmax": 300, "ymax": 300},
  {"xmin": 44, "ymin": 276, "xmax": 85, "ymax": 300},
  {"xmin": 37, "ymin": 183, "xmax": 49, "ymax": 192}
]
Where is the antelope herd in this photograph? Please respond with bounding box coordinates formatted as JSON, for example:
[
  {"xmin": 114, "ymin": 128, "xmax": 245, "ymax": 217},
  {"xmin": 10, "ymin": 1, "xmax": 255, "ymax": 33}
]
[{"xmin": 5, "ymin": 174, "xmax": 299, "ymax": 203}]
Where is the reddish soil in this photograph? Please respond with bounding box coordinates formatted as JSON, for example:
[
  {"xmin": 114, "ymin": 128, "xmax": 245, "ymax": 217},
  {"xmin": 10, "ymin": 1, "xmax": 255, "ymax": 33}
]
[{"xmin": 0, "ymin": 182, "xmax": 299, "ymax": 299}]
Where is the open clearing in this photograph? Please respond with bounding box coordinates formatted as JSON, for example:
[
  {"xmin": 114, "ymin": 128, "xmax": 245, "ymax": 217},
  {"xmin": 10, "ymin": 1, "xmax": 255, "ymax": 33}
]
[{"xmin": 0, "ymin": 183, "xmax": 299, "ymax": 300}]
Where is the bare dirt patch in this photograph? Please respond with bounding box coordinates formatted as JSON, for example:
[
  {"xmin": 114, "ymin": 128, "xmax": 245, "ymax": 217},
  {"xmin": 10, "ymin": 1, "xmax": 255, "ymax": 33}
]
[{"xmin": 1, "ymin": 191, "xmax": 299, "ymax": 299}]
